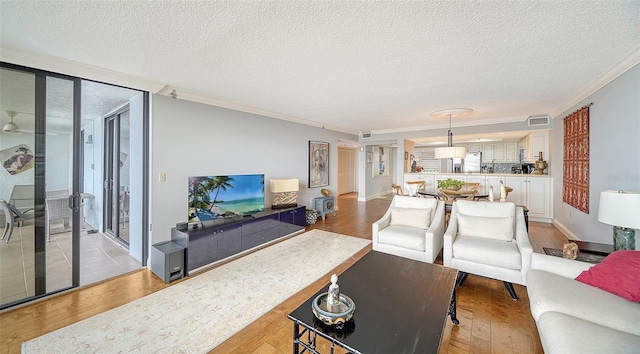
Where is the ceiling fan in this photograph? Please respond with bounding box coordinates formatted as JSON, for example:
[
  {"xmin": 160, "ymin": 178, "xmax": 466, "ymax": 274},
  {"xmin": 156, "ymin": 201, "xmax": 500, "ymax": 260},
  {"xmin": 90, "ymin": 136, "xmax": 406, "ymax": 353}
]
[
  {"xmin": 3, "ymin": 111, "xmax": 21, "ymax": 134},
  {"xmin": 2, "ymin": 111, "xmax": 58, "ymax": 135}
]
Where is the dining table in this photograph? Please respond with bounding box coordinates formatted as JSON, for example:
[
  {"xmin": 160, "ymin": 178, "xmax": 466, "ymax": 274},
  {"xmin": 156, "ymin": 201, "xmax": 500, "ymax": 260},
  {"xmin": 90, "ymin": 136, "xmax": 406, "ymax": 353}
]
[{"xmin": 418, "ymin": 188, "xmax": 491, "ymax": 200}]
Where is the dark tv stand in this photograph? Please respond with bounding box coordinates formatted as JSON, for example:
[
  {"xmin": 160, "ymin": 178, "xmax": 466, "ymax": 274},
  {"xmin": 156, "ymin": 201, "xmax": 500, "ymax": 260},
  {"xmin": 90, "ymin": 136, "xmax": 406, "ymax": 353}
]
[{"xmin": 171, "ymin": 206, "xmax": 306, "ymax": 275}]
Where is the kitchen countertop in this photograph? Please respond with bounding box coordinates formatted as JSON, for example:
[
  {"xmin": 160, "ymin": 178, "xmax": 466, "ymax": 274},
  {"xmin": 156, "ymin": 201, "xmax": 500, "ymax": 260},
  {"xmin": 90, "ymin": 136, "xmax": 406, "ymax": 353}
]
[{"xmin": 405, "ymin": 172, "xmax": 552, "ymax": 177}]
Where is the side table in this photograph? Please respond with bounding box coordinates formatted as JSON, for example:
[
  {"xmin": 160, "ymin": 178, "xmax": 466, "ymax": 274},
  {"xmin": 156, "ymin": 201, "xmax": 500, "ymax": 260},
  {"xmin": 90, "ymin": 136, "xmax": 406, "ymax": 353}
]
[{"xmin": 314, "ymin": 196, "xmax": 336, "ymax": 220}]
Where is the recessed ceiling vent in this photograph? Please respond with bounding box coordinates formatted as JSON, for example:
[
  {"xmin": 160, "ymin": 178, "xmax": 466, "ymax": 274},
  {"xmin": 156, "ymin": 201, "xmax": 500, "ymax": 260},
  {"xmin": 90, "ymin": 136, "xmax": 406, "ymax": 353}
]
[
  {"xmin": 361, "ymin": 132, "xmax": 373, "ymax": 140},
  {"xmin": 528, "ymin": 115, "xmax": 550, "ymax": 127}
]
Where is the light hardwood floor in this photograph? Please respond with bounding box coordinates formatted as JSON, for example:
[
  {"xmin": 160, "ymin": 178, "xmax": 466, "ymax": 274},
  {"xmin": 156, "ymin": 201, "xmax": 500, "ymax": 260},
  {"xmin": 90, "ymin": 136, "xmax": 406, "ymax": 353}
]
[{"xmin": 0, "ymin": 193, "xmax": 569, "ymax": 354}]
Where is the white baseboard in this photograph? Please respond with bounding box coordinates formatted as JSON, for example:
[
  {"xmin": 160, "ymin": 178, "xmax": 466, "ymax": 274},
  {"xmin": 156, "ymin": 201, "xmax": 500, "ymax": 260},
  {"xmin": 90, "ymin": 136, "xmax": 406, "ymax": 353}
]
[
  {"xmin": 552, "ymin": 219, "xmax": 582, "ymax": 241},
  {"xmin": 360, "ymin": 191, "xmax": 392, "ymax": 202},
  {"xmin": 529, "ymin": 217, "xmax": 552, "ymax": 223}
]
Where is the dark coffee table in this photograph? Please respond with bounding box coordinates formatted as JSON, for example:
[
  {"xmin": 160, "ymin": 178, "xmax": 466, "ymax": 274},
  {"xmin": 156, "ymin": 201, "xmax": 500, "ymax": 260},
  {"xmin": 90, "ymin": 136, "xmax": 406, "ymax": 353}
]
[
  {"xmin": 287, "ymin": 251, "xmax": 458, "ymax": 353},
  {"xmin": 572, "ymin": 240, "xmax": 613, "ymax": 256}
]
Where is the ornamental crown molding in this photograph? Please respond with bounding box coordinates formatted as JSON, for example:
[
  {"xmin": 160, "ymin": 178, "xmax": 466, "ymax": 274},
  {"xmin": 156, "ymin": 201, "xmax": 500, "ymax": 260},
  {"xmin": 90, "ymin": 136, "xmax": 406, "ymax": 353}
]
[
  {"xmin": 0, "ymin": 45, "xmax": 166, "ymax": 93},
  {"xmin": 552, "ymin": 46, "xmax": 640, "ymax": 118}
]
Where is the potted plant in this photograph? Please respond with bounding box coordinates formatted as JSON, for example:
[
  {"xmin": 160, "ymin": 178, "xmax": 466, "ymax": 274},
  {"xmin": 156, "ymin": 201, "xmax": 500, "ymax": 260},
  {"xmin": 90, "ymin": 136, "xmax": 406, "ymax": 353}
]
[{"xmin": 437, "ymin": 178, "xmax": 465, "ymax": 191}]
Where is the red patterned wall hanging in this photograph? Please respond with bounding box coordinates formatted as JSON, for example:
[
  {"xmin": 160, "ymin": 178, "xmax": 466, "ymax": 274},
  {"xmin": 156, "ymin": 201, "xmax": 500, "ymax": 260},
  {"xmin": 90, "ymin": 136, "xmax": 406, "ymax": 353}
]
[{"xmin": 562, "ymin": 104, "xmax": 591, "ymax": 214}]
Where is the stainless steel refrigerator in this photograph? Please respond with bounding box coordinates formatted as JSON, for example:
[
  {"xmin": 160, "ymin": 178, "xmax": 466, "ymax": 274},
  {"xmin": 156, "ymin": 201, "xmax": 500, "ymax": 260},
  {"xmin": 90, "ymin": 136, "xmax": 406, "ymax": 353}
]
[{"xmin": 453, "ymin": 151, "xmax": 482, "ymax": 173}]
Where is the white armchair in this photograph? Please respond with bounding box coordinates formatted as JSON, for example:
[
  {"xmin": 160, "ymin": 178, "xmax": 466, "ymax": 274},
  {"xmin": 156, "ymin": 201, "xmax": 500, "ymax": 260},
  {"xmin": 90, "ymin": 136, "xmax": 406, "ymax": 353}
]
[
  {"xmin": 443, "ymin": 200, "xmax": 532, "ymax": 300},
  {"xmin": 372, "ymin": 195, "xmax": 445, "ymax": 263}
]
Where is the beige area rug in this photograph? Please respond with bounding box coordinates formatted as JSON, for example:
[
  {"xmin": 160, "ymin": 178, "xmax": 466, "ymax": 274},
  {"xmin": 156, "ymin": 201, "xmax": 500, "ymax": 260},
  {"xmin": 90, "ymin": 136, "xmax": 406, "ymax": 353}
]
[{"xmin": 22, "ymin": 230, "xmax": 370, "ymax": 353}]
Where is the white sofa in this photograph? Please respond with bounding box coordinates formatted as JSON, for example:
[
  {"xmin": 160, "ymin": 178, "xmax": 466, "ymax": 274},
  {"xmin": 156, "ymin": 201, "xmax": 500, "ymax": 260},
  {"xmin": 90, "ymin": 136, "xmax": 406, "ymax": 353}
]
[
  {"xmin": 526, "ymin": 253, "xmax": 640, "ymax": 353},
  {"xmin": 372, "ymin": 195, "xmax": 445, "ymax": 263},
  {"xmin": 443, "ymin": 200, "xmax": 531, "ymax": 299}
]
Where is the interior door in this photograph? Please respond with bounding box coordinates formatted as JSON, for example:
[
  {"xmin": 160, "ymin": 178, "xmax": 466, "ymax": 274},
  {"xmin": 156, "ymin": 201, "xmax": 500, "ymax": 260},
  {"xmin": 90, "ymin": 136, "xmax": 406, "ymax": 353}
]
[{"xmin": 338, "ymin": 148, "xmax": 357, "ymax": 195}]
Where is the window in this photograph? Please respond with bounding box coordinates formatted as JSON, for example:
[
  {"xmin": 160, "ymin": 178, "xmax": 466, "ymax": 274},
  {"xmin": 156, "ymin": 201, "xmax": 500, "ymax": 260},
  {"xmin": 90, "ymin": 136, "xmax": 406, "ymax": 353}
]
[{"xmin": 415, "ymin": 147, "xmax": 440, "ymax": 172}]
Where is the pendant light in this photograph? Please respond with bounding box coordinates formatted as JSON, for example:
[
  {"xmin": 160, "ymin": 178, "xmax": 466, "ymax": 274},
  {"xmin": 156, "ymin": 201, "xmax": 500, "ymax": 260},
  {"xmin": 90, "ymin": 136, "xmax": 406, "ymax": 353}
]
[{"xmin": 432, "ymin": 108, "xmax": 473, "ymax": 158}]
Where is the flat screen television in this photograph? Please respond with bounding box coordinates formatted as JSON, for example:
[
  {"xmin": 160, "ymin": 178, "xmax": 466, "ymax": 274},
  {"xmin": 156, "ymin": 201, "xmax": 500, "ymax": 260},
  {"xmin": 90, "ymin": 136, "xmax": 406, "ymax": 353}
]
[{"xmin": 188, "ymin": 174, "xmax": 265, "ymax": 222}]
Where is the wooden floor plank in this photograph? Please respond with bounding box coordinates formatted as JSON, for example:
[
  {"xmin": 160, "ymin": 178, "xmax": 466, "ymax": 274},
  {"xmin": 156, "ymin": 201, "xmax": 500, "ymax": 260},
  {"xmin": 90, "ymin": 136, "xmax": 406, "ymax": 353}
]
[{"xmin": 0, "ymin": 193, "xmax": 566, "ymax": 354}]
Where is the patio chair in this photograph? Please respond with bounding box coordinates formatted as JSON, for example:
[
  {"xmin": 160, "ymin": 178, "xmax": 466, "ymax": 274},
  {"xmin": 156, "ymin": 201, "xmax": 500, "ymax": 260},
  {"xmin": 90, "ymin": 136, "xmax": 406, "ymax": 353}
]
[
  {"xmin": 1, "ymin": 198, "xmax": 25, "ymax": 243},
  {"xmin": 45, "ymin": 196, "xmax": 73, "ymax": 240}
]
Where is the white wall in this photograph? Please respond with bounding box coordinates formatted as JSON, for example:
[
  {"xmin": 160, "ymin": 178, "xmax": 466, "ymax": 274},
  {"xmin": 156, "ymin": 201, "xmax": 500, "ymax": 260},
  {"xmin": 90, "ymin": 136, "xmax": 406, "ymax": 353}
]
[
  {"xmin": 47, "ymin": 133, "xmax": 72, "ymax": 191},
  {"xmin": 551, "ymin": 63, "xmax": 640, "ymax": 248},
  {"xmin": 150, "ymin": 95, "xmax": 357, "ymax": 246},
  {"xmin": 362, "ymin": 145, "xmax": 394, "ymax": 199},
  {"xmin": 128, "ymin": 92, "xmax": 144, "ymax": 261},
  {"xmin": 82, "ymin": 120, "xmax": 99, "ymax": 229}
]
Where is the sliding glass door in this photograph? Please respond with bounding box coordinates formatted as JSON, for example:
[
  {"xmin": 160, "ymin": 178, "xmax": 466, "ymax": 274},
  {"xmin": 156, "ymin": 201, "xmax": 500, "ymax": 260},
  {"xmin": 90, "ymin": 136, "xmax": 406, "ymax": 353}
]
[
  {"xmin": 1, "ymin": 62, "xmax": 149, "ymax": 309},
  {"xmin": 104, "ymin": 108, "xmax": 130, "ymax": 245},
  {"xmin": 0, "ymin": 64, "xmax": 80, "ymax": 309}
]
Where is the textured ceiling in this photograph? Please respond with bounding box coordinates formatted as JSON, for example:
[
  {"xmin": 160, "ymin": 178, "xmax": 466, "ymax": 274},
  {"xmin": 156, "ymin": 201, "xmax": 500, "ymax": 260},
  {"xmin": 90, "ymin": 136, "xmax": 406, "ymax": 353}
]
[{"xmin": 1, "ymin": 1, "xmax": 639, "ymax": 135}]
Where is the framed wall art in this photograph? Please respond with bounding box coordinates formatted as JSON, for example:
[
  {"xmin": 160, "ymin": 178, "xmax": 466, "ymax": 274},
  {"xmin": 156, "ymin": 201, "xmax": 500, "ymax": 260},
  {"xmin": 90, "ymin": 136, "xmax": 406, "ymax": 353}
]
[
  {"xmin": 309, "ymin": 141, "xmax": 329, "ymax": 188},
  {"xmin": 1, "ymin": 144, "xmax": 34, "ymax": 175}
]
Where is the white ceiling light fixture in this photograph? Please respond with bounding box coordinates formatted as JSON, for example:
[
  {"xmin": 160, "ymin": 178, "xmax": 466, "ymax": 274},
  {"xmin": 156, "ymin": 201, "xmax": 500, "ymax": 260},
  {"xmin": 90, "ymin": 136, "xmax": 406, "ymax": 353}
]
[
  {"xmin": 3, "ymin": 111, "xmax": 21, "ymax": 134},
  {"xmin": 432, "ymin": 108, "xmax": 473, "ymax": 159}
]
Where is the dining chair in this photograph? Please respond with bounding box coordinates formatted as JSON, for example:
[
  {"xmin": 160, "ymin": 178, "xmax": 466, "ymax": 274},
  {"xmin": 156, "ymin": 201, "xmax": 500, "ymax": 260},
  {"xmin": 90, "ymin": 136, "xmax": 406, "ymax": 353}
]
[
  {"xmin": 463, "ymin": 182, "xmax": 479, "ymax": 191},
  {"xmin": 9, "ymin": 184, "xmax": 34, "ymax": 215},
  {"xmin": 391, "ymin": 184, "xmax": 406, "ymax": 196},
  {"xmin": 403, "ymin": 181, "xmax": 425, "ymax": 197},
  {"xmin": 1, "ymin": 198, "xmax": 24, "ymax": 243}
]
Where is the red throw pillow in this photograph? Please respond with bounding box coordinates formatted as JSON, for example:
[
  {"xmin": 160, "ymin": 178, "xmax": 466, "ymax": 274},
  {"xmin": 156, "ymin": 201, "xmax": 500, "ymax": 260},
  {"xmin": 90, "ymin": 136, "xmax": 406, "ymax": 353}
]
[{"xmin": 575, "ymin": 250, "xmax": 640, "ymax": 302}]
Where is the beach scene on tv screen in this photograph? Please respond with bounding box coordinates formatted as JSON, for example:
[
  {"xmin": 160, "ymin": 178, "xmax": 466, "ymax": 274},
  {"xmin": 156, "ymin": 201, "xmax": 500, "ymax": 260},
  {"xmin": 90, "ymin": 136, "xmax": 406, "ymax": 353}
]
[{"xmin": 188, "ymin": 174, "xmax": 265, "ymax": 222}]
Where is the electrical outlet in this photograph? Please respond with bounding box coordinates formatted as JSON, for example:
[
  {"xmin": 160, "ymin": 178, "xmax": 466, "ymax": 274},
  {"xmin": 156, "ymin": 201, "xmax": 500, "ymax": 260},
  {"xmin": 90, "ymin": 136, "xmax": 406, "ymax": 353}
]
[
  {"xmin": 159, "ymin": 172, "xmax": 166, "ymax": 182},
  {"xmin": 310, "ymin": 198, "xmax": 314, "ymax": 204}
]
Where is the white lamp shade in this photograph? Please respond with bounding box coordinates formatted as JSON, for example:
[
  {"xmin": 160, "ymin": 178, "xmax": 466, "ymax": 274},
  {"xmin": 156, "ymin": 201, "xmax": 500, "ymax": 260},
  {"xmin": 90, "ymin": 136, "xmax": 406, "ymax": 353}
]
[
  {"xmin": 434, "ymin": 146, "xmax": 466, "ymax": 159},
  {"xmin": 598, "ymin": 190, "xmax": 640, "ymax": 229},
  {"xmin": 269, "ymin": 179, "xmax": 299, "ymax": 193}
]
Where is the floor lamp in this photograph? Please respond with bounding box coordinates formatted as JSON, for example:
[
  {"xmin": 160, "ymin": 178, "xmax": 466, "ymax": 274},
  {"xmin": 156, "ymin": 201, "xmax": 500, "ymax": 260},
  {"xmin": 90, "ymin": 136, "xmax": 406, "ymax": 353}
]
[{"xmin": 598, "ymin": 190, "xmax": 640, "ymax": 250}]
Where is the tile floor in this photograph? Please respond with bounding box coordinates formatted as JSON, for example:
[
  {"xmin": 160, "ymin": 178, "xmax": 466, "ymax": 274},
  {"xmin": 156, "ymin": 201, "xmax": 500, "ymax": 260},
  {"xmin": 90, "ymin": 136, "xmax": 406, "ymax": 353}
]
[{"xmin": 0, "ymin": 220, "xmax": 140, "ymax": 307}]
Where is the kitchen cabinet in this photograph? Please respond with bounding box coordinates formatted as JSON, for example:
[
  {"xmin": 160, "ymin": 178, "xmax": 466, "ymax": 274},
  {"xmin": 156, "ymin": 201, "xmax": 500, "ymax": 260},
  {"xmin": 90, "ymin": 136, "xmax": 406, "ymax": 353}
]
[
  {"xmin": 520, "ymin": 132, "xmax": 549, "ymax": 162},
  {"xmin": 493, "ymin": 143, "xmax": 506, "ymax": 162},
  {"xmin": 482, "ymin": 144, "xmax": 494, "ymax": 161},
  {"xmin": 506, "ymin": 143, "xmax": 518, "ymax": 162},
  {"xmin": 468, "ymin": 143, "xmax": 482, "ymax": 152},
  {"xmin": 529, "ymin": 132, "xmax": 549, "ymax": 162},
  {"xmin": 404, "ymin": 174, "xmax": 436, "ymax": 190},
  {"xmin": 466, "ymin": 175, "xmax": 508, "ymax": 194},
  {"xmin": 466, "ymin": 175, "xmax": 486, "ymax": 189},
  {"xmin": 505, "ymin": 176, "xmax": 552, "ymax": 221},
  {"xmin": 480, "ymin": 143, "xmax": 519, "ymax": 163}
]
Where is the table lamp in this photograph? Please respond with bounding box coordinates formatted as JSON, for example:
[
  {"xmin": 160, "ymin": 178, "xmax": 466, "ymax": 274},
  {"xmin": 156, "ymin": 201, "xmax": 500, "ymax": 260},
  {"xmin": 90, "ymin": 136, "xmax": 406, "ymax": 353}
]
[
  {"xmin": 597, "ymin": 190, "xmax": 640, "ymax": 250},
  {"xmin": 270, "ymin": 179, "xmax": 299, "ymax": 209}
]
